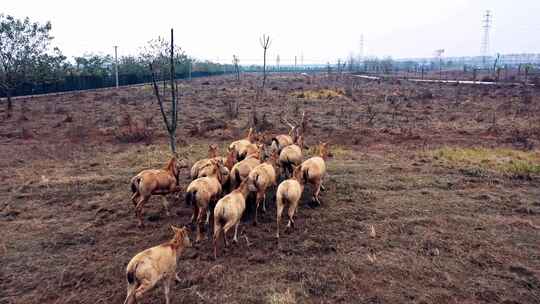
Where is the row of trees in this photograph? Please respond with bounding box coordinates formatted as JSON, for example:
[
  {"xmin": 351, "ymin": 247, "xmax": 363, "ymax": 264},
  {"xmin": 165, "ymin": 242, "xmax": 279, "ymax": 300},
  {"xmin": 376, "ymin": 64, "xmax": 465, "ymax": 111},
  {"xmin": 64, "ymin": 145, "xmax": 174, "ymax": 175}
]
[{"xmin": 0, "ymin": 14, "xmax": 229, "ymax": 113}]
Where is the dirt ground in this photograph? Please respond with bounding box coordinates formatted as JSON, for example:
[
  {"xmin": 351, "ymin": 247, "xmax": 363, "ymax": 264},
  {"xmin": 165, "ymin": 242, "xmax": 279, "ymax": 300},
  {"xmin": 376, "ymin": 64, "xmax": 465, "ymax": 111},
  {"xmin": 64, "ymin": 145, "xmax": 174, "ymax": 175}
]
[{"xmin": 1, "ymin": 74, "xmax": 539, "ymax": 304}]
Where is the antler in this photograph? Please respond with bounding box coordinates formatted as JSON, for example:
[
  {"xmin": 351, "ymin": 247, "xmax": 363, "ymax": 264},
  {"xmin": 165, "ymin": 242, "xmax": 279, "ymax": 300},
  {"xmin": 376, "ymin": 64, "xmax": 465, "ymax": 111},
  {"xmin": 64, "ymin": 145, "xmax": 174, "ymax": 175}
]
[
  {"xmin": 279, "ymin": 113, "xmax": 296, "ymax": 131},
  {"xmin": 280, "ymin": 111, "xmax": 307, "ymax": 139},
  {"xmin": 299, "ymin": 111, "xmax": 306, "ymax": 132}
]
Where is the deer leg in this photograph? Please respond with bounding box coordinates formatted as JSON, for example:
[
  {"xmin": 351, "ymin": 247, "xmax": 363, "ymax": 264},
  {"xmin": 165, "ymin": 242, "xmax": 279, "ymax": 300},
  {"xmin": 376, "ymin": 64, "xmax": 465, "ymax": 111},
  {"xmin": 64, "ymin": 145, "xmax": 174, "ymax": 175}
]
[
  {"xmin": 276, "ymin": 198, "xmax": 285, "ymax": 239},
  {"xmin": 262, "ymin": 193, "xmax": 267, "ymax": 213},
  {"xmin": 213, "ymin": 225, "xmax": 222, "ymax": 260},
  {"xmin": 205, "ymin": 203, "xmax": 211, "ymax": 226},
  {"xmin": 287, "ymin": 164, "xmax": 293, "ymax": 178},
  {"xmin": 135, "ymin": 197, "xmax": 148, "ymax": 228},
  {"xmin": 163, "ymin": 276, "xmax": 171, "ymax": 304},
  {"xmin": 313, "ymin": 180, "xmax": 322, "ymax": 205},
  {"xmin": 190, "ymin": 205, "xmax": 199, "ymax": 229},
  {"xmin": 196, "ymin": 207, "xmax": 208, "ymax": 242},
  {"xmin": 133, "ymin": 277, "xmax": 158, "ymax": 303},
  {"xmin": 287, "ymin": 204, "xmax": 296, "ymax": 230},
  {"xmin": 233, "ymin": 222, "xmax": 240, "ymax": 243},
  {"xmin": 253, "ymin": 191, "xmax": 263, "ymax": 226},
  {"xmin": 161, "ymin": 196, "xmax": 171, "ymax": 217},
  {"xmin": 223, "ymin": 221, "xmax": 237, "ymax": 247},
  {"xmin": 131, "ymin": 193, "xmax": 139, "ymax": 207}
]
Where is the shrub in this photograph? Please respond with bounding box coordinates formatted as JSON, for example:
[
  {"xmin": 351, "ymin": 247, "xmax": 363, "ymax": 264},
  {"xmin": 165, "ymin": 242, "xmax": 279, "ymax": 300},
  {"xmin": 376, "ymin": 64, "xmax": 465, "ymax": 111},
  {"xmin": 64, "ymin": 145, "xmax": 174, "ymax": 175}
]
[{"xmin": 114, "ymin": 114, "xmax": 153, "ymax": 144}]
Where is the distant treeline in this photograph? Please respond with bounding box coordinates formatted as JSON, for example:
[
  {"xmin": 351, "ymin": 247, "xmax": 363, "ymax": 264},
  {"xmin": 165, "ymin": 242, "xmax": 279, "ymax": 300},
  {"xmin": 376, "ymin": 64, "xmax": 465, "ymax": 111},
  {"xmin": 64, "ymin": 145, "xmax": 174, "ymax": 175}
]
[
  {"xmin": 0, "ymin": 14, "xmax": 236, "ymax": 99},
  {"xmin": 2, "ymin": 53, "xmax": 232, "ymax": 98}
]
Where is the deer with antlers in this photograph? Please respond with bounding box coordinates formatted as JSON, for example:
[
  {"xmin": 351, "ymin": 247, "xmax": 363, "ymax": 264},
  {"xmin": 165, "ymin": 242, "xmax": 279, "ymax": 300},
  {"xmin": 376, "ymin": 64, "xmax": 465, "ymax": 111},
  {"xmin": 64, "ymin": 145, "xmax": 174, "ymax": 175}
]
[{"xmin": 271, "ymin": 112, "xmax": 306, "ymax": 154}]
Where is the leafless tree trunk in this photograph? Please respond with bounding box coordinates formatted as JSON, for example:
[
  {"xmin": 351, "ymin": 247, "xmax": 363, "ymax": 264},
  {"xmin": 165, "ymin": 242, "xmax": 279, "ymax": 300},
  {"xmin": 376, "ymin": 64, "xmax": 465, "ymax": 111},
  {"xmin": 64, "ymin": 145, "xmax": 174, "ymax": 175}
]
[
  {"xmin": 233, "ymin": 55, "xmax": 240, "ymax": 82},
  {"xmin": 251, "ymin": 35, "xmax": 271, "ymax": 130},
  {"xmin": 0, "ymin": 83, "xmax": 13, "ymax": 118},
  {"xmin": 260, "ymin": 35, "xmax": 271, "ymax": 90},
  {"xmin": 150, "ymin": 28, "xmax": 179, "ymax": 154},
  {"xmin": 6, "ymin": 91, "xmax": 12, "ymax": 117}
]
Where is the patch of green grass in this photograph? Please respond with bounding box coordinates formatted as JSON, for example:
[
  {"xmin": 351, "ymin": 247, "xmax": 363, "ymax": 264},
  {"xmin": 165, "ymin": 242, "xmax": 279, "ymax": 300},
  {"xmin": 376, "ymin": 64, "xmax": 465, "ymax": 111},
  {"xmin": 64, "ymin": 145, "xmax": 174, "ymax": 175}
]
[{"xmin": 428, "ymin": 147, "xmax": 540, "ymax": 178}]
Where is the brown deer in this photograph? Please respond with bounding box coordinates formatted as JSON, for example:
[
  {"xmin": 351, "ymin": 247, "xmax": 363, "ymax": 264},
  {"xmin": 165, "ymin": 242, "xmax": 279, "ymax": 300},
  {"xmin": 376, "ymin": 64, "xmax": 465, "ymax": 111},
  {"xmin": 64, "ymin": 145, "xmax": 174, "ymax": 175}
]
[
  {"xmin": 229, "ymin": 127, "xmax": 257, "ymax": 161},
  {"xmin": 271, "ymin": 112, "xmax": 306, "ymax": 154},
  {"xmin": 190, "ymin": 144, "xmax": 219, "ymax": 180},
  {"xmin": 300, "ymin": 142, "xmax": 329, "ymax": 205},
  {"xmin": 276, "ymin": 165, "xmax": 307, "ymax": 239},
  {"xmin": 279, "ymin": 135, "xmax": 304, "ymax": 178},
  {"xmin": 213, "ymin": 179, "xmax": 251, "ymax": 259},
  {"xmin": 130, "ymin": 157, "xmax": 185, "ymax": 227},
  {"xmin": 185, "ymin": 160, "xmax": 225, "ymax": 242},
  {"xmin": 247, "ymin": 150, "xmax": 280, "ymax": 225},
  {"xmin": 123, "ymin": 226, "xmax": 191, "ymax": 304},
  {"xmin": 229, "ymin": 144, "xmax": 263, "ymax": 190}
]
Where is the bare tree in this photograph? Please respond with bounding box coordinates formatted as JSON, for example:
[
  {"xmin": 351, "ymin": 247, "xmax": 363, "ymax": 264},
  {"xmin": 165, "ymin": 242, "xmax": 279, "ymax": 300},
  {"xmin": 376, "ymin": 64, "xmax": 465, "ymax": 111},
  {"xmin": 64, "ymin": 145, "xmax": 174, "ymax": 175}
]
[
  {"xmin": 259, "ymin": 34, "xmax": 271, "ymax": 90},
  {"xmin": 150, "ymin": 29, "xmax": 179, "ymax": 154},
  {"xmin": 250, "ymin": 34, "xmax": 271, "ymax": 129},
  {"xmin": 232, "ymin": 55, "xmax": 240, "ymax": 82}
]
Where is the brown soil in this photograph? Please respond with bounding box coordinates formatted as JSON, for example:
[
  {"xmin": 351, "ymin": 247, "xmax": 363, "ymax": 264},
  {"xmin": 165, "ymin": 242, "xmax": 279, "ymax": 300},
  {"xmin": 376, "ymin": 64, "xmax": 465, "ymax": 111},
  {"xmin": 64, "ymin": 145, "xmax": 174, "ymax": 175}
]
[{"xmin": 1, "ymin": 74, "xmax": 539, "ymax": 304}]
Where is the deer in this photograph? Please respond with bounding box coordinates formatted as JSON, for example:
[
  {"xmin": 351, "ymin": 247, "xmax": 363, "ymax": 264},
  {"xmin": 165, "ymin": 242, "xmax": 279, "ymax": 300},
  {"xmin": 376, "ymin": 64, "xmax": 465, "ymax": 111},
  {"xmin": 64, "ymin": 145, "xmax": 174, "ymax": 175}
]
[
  {"xmin": 271, "ymin": 112, "xmax": 306, "ymax": 154},
  {"xmin": 229, "ymin": 144, "xmax": 263, "ymax": 190},
  {"xmin": 300, "ymin": 142, "xmax": 329, "ymax": 205},
  {"xmin": 229, "ymin": 127, "xmax": 257, "ymax": 161},
  {"xmin": 123, "ymin": 226, "xmax": 191, "ymax": 304},
  {"xmin": 276, "ymin": 165, "xmax": 307, "ymax": 240},
  {"xmin": 197, "ymin": 149, "xmax": 237, "ymax": 192},
  {"xmin": 246, "ymin": 150, "xmax": 281, "ymax": 225},
  {"xmin": 213, "ymin": 178, "xmax": 251, "ymax": 259},
  {"xmin": 190, "ymin": 144, "xmax": 220, "ymax": 180},
  {"xmin": 130, "ymin": 157, "xmax": 186, "ymax": 228},
  {"xmin": 279, "ymin": 135, "xmax": 304, "ymax": 179},
  {"xmin": 185, "ymin": 160, "xmax": 226, "ymax": 242}
]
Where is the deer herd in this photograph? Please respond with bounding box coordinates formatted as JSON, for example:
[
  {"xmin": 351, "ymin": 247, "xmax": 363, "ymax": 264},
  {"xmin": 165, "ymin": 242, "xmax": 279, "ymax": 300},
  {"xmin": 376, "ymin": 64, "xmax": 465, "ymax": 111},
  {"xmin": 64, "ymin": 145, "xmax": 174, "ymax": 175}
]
[{"xmin": 124, "ymin": 114, "xmax": 331, "ymax": 304}]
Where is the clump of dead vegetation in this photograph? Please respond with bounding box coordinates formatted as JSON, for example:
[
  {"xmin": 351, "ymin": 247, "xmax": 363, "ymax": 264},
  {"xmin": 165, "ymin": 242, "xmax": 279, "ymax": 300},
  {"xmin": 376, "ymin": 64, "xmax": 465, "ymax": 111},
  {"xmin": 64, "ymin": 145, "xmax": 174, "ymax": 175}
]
[
  {"xmin": 290, "ymin": 88, "xmax": 344, "ymax": 100},
  {"xmin": 114, "ymin": 114, "xmax": 153, "ymax": 144}
]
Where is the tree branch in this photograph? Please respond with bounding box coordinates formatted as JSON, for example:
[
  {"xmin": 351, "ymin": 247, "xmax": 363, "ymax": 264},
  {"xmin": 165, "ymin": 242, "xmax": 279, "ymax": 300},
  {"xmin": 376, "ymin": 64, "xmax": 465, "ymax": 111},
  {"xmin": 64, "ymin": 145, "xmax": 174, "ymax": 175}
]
[{"xmin": 150, "ymin": 62, "xmax": 172, "ymax": 133}]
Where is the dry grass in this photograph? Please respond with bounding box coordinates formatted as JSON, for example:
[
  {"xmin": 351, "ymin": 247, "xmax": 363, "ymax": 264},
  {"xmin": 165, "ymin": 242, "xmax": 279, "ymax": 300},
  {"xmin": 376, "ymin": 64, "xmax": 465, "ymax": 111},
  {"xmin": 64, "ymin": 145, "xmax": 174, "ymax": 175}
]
[
  {"xmin": 2, "ymin": 75, "xmax": 540, "ymax": 304},
  {"xmin": 290, "ymin": 89, "xmax": 345, "ymax": 100},
  {"xmin": 266, "ymin": 289, "xmax": 297, "ymax": 304}
]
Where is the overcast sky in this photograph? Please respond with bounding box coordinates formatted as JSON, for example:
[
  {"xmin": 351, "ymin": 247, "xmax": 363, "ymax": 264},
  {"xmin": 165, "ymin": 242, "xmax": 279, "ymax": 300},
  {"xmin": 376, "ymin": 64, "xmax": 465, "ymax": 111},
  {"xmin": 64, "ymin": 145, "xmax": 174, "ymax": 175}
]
[{"xmin": 4, "ymin": 0, "xmax": 540, "ymax": 64}]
